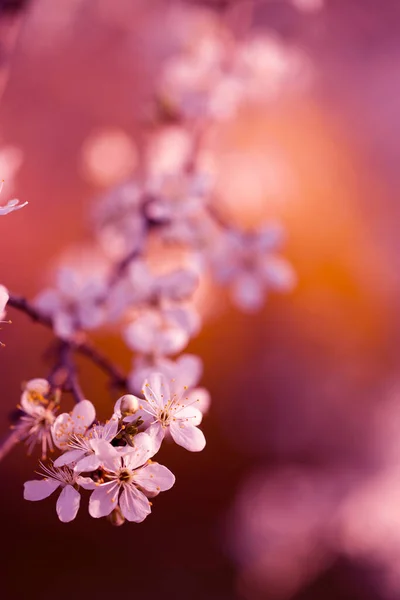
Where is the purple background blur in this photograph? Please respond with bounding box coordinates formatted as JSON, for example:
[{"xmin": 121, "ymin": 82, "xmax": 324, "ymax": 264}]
[{"xmin": 2, "ymin": 1, "xmax": 400, "ymax": 598}]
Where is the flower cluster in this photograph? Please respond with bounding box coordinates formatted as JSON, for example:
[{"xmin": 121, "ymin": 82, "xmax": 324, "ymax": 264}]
[
  {"xmin": 22, "ymin": 372, "xmax": 206, "ymax": 524},
  {"xmin": 0, "ymin": 3, "xmax": 300, "ymax": 526}
]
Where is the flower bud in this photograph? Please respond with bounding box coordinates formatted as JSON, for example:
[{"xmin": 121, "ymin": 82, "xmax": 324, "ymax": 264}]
[{"xmin": 119, "ymin": 394, "xmax": 139, "ymax": 416}]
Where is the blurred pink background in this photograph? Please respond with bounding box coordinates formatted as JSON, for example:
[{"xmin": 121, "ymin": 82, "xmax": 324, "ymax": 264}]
[{"xmin": 2, "ymin": 1, "xmax": 400, "ymax": 598}]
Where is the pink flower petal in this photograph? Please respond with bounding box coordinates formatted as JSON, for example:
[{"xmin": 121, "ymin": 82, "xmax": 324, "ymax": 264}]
[
  {"xmin": 123, "ymin": 432, "xmax": 155, "ymax": 470},
  {"xmin": 170, "ymin": 421, "xmax": 206, "ymax": 452},
  {"xmin": 54, "ymin": 449, "xmax": 86, "ymax": 468},
  {"xmin": 24, "ymin": 478, "xmax": 60, "ymax": 501},
  {"xmin": 71, "ymin": 400, "xmax": 96, "ymax": 434},
  {"xmin": 143, "ymin": 372, "xmax": 170, "ymax": 408},
  {"xmin": 74, "ymin": 454, "xmax": 102, "ymax": 473},
  {"xmin": 56, "ymin": 485, "xmax": 80, "ymax": 523},
  {"xmin": 134, "ymin": 463, "xmax": 175, "ymax": 493},
  {"xmin": 120, "ymin": 485, "xmax": 151, "ymax": 522},
  {"xmin": 89, "ymin": 482, "xmax": 119, "ymax": 518}
]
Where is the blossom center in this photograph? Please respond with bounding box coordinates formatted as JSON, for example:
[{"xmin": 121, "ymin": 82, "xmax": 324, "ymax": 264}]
[
  {"xmin": 118, "ymin": 469, "xmax": 133, "ymax": 484},
  {"xmin": 159, "ymin": 409, "xmax": 170, "ymax": 424}
]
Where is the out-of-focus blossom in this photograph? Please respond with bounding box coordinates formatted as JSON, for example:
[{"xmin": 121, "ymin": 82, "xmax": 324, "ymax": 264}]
[
  {"xmin": 124, "ymin": 304, "xmax": 200, "ymax": 357},
  {"xmin": 291, "ymin": 0, "xmax": 324, "ymax": 13},
  {"xmin": 129, "ymin": 353, "xmax": 210, "ymax": 415},
  {"xmin": 16, "ymin": 378, "xmax": 59, "ymax": 459},
  {"xmin": 34, "ymin": 262, "xmax": 108, "ymax": 339},
  {"xmin": 232, "ymin": 36, "xmax": 311, "ymax": 105},
  {"xmin": 24, "ymin": 463, "xmax": 81, "ymax": 523},
  {"xmin": 210, "ymin": 224, "xmax": 296, "ymax": 312},
  {"xmin": 125, "ymin": 260, "xmax": 199, "ymax": 305},
  {"xmin": 0, "ymin": 284, "xmax": 9, "ymax": 320},
  {"xmin": 159, "ymin": 23, "xmax": 311, "ymax": 121},
  {"xmin": 51, "ymin": 399, "xmax": 96, "ymax": 451},
  {"xmin": 145, "ymin": 169, "xmax": 213, "ymax": 244},
  {"xmin": 92, "ymin": 180, "xmax": 146, "ymax": 260},
  {"xmin": 78, "ymin": 433, "xmax": 175, "ymax": 522},
  {"xmin": 126, "ymin": 372, "xmax": 206, "ymax": 452}
]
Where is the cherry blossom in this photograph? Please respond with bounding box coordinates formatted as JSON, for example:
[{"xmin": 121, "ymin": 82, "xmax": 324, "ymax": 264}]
[
  {"xmin": 51, "ymin": 399, "xmax": 96, "ymax": 451},
  {"xmin": 24, "ymin": 463, "xmax": 81, "ymax": 523},
  {"xmin": 129, "ymin": 353, "xmax": 210, "ymax": 415},
  {"xmin": 53, "ymin": 415, "xmax": 118, "ymax": 473},
  {"xmin": 124, "ymin": 305, "xmax": 200, "ymax": 357},
  {"xmin": 34, "ymin": 263, "xmax": 108, "ymax": 339},
  {"xmin": 16, "ymin": 378, "xmax": 59, "ymax": 458},
  {"xmin": 210, "ymin": 224, "xmax": 296, "ymax": 312},
  {"xmin": 93, "ymin": 180, "xmax": 146, "ymax": 260},
  {"xmin": 126, "ymin": 372, "xmax": 206, "ymax": 452},
  {"xmin": 78, "ymin": 434, "xmax": 175, "ymax": 522}
]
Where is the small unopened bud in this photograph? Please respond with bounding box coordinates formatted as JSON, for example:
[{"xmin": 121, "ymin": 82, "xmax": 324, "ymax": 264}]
[
  {"xmin": 119, "ymin": 394, "xmax": 139, "ymax": 416},
  {"xmin": 107, "ymin": 506, "xmax": 125, "ymax": 527}
]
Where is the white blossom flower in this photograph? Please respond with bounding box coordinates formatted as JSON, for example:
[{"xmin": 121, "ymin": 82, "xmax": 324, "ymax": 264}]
[
  {"xmin": 78, "ymin": 433, "xmax": 175, "ymax": 522},
  {"xmin": 51, "ymin": 399, "xmax": 96, "ymax": 451},
  {"xmin": 92, "ymin": 180, "xmax": 146, "ymax": 260},
  {"xmin": 34, "ymin": 263, "xmax": 108, "ymax": 340},
  {"xmin": 126, "ymin": 372, "xmax": 206, "ymax": 453},
  {"xmin": 16, "ymin": 378, "xmax": 58, "ymax": 459},
  {"xmin": 124, "ymin": 305, "xmax": 200, "ymax": 357},
  {"xmin": 24, "ymin": 463, "xmax": 81, "ymax": 523},
  {"xmin": 125, "ymin": 260, "xmax": 199, "ymax": 305},
  {"xmin": 145, "ymin": 170, "xmax": 213, "ymax": 244},
  {"xmin": 54, "ymin": 414, "xmax": 118, "ymax": 473},
  {"xmin": 211, "ymin": 224, "xmax": 296, "ymax": 312},
  {"xmin": 129, "ymin": 353, "xmax": 210, "ymax": 415}
]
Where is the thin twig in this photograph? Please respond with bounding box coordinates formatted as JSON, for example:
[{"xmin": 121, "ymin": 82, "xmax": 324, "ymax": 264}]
[{"xmin": 7, "ymin": 293, "xmax": 128, "ymax": 389}]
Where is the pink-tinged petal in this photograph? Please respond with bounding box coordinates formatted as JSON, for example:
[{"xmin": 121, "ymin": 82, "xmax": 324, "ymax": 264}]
[
  {"xmin": 51, "ymin": 412, "xmax": 74, "ymax": 450},
  {"xmin": 99, "ymin": 415, "xmax": 119, "ymax": 441},
  {"xmin": 71, "ymin": 400, "xmax": 96, "ymax": 434},
  {"xmin": 123, "ymin": 433, "xmax": 155, "ymax": 470},
  {"xmin": 143, "ymin": 372, "xmax": 170, "ymax": 409},
  {"xmin": 176, "ymin": 404, "xmax": 203, "ymax": 426},
  {"xmin": 74, "ymin": 454, "xmax": 102, "ymax": 473},
  {"xmin": 134, "ymin": 463, "xmax": 175, "ymax": 493},
  {"xmin": 24, "ymin": 478, "xmax": 60, "ymax": 501},
  {"xmin": 124, "ymin": 314, "xmax": 157, "ymax": 354},
  {"xmin": 54, "ymin": 449, "xmax": 86, "ymax": 467},
  {"xmin": 186, "ymin": 387, "xmax": 211, "ymax": 415},
  {"xmin": 231, "ymin": 273, "xmax": 265, "ymax": 313},
  {"xmin": 89, "ymin": 482, "xmax": 119, "ymax": 518},
  {"xmin": 76, "ymin": 476, "xmax": 97, "ymax": 490},
  {"xmin": 0, "ymin": 284, "xmax": 9, "ymax": 318},
  {"xmin": 262, "ymin": 256, "xmax": 296, "ymax": 291},
  {"xmin": 120, "ymin": 485, "xmax": 151, "ymax": 522},
  {"xmin": 144, "ymin": 422, "xmax": 165, "ymax": 454},
  {"xmin": 56, "ymin": 485, "xmax": 80, "ymax": 523},
  {"xmin": 24, "ymin": 378, "xmax": 50, "ymax": 396},
  {"xmin": 89, "ymin": 439, "xmax": 121, "ymax": 472},
  {"xmin": 170, "ymin": 421, "xmax": 206, "ymax": 452},
  {"xmin": 176, "ymin": 354, "xmax": 203, "ymax": 388}
]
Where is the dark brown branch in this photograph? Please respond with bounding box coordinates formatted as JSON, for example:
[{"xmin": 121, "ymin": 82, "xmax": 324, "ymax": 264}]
[{"xmin": 7, "ymin": 293, "xmax": 128, "ymax": 390}]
